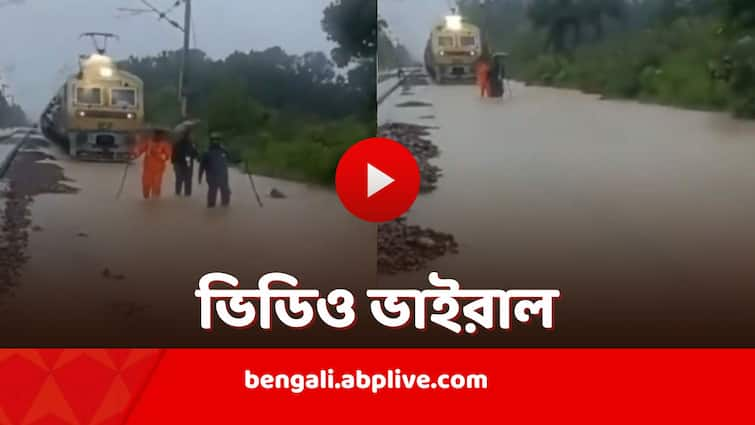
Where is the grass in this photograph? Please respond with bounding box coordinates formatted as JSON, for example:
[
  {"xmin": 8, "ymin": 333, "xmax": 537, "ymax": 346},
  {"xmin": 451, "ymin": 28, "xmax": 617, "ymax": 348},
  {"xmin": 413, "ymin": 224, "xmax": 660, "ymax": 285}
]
[
  {"xmin": 507, "ymin": 17, "xmax": 747, "ymax": 115},
  {"xmin": 222, "ymin": 117, "xmax": 370, "ymax": 185},
  {"xmin": 144, "ymin": 88, "xmax": 372, "ymax": 185}
]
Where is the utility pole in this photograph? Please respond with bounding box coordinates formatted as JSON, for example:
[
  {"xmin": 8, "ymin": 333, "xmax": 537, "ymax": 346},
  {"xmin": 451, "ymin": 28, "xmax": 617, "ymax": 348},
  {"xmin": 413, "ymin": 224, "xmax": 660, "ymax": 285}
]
[
  {"xmin": 178, "ymin": 0, "xmax": 191, "ymax": 119},
  {"xmin": 480, "ymin": 0, "xmax": 490, "ymax": 56},
  {"xmin": 118, "ymin": 0, "xmax": 190, "ymax": 118}
]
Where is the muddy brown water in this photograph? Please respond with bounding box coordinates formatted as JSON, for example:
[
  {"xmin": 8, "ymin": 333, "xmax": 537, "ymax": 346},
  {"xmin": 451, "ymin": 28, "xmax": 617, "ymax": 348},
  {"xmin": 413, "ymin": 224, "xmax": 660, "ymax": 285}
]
[
  {"xmin": 0, "ymin": 137, "xmax": 375, "ymax": 346},
  {"xmin": 4, "ymin": 79, "xmax": 755, "ymax": 346},
  {"xmin": 378, "ymin": 82, "xmax": 755, "ymax": 346}
]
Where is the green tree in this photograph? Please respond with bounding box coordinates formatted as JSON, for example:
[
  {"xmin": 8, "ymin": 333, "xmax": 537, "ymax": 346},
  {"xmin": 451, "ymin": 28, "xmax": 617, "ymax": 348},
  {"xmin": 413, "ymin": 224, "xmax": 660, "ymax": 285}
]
[
  {"xmin": 115, "ymin": 1, "xmax": 376, "ymax": 183},
  {"xmin": 527, "ymin": 0, "xmax": 626, "ymax": 52},
  {"xmin": 724, "ymin": 0, "xmax": 755, "ymax": 31},
  {"xmin": 657, "ymin": 0, "xmax": 718, "ymax": 25},
  {"xmin": 378, "ymin": 26, "xmax": 414, "ymax": 70},
  {"xmin": 322, "ymin": 0, "xmax": 377, "ymax": 111},
  {"xmin": 119, "ymin": 44, "xmax": 371, "ymax": 181},
  {"xmin": 0, "ymin": 97, "xmax": 27, "ymax": 127},
  {"xmin": 579, "ymin": 0, "xmax": 626, "ymax": 41},
  {"xmin": 528, "ymin": 0, "xmax": 579, "ymax": 52},
  {"xmin": 321, "ymin": 0, "xmax": 377, "ymax": 66}
]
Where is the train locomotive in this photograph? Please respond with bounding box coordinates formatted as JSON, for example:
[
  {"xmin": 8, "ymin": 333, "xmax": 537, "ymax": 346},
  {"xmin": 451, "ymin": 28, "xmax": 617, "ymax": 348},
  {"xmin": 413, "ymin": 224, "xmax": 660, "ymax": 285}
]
[
  {"xmin": 424, "ymin": 14, "xmax": 482, "ymax": 84},
  {"xmin": 41, "ymin": 36, "xmax": 144, "ymax": 161}
]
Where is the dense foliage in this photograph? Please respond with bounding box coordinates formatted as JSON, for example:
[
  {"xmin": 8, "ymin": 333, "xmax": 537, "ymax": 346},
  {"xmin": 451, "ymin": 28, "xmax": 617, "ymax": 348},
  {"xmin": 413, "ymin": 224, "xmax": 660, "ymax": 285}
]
[
  {"xmin": 120, "ymin": 0, "xmax": 376, "ymax": 184},
  {"xmin": 459, "ymin": 0, "xmax": 755, "ymax": 118},
  {"xmin": 0, "ymin": 96, "xmax": 27, "ymax": 128},
  {"xmin": 322, "ymin": 0, "xmax": 377, "ymax": 110},
  {"xmin": 322, "ymin": 0, "xmax": 377, "ymax": 67},
  {"xmin": 378, "ymin": 22, "xmax": 414, "ymax": 71}
]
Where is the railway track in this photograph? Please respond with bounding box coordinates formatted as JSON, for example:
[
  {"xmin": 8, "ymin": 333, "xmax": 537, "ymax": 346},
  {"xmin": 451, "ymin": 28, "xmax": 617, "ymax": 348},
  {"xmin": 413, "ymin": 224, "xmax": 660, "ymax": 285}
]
[{"xmin": 377, "ymin": 67, "xmax": 425, "ymax": 106}]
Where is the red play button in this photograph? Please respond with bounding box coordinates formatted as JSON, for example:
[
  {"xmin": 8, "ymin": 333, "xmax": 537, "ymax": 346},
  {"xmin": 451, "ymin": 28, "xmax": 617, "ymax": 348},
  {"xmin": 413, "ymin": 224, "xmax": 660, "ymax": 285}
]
[{"xmin": 335, "ymin": 137, "xmax": 420, "ymax": 223}]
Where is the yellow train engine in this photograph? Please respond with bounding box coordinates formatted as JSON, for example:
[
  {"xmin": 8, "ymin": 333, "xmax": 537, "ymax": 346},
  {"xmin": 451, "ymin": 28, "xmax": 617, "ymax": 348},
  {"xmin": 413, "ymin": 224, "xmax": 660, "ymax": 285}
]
[
  {"xmin": 424, "ymin": 14, "xmax": 483, "ymax": 84},
  {"xmin": 41, "ymin": 51, "xmax": 144, "ymax": 161}
]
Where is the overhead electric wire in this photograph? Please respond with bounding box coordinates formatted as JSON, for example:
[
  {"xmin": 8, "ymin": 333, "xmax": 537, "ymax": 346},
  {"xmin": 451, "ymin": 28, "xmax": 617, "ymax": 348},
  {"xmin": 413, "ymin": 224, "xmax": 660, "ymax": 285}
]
[
  {"xmin": 163, "ymin": 0, "xmax": 182, "ymax": 15},
  {"xmin": 138, "ymin": 0, "xmax": 184, "ymax": 31}
]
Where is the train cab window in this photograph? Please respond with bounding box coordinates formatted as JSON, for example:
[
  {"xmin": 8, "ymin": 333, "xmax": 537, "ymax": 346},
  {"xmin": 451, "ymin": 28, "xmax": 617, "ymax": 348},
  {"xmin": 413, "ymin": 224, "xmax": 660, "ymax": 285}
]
[
  {"xmin": 438, "ymin": 36, "xmax": 453, "ymax": 47},
  {"xmin": 111, "ymin": 88, "xmax": 137, "ymax": 107},
  {"xmin": 75, "ymin": 87, "xmax": 102, "ymax": 105},
  {"xmin": 460, "ymin": 36, "xmax": 476, "ymax": 46}
]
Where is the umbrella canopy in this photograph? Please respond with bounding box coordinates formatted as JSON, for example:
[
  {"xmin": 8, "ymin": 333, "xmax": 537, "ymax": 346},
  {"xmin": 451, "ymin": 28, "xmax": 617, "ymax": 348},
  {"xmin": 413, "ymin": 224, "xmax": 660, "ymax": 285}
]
[{"xmin": 173, "ymin": 119, "xmax": 201, "ymax": 138}]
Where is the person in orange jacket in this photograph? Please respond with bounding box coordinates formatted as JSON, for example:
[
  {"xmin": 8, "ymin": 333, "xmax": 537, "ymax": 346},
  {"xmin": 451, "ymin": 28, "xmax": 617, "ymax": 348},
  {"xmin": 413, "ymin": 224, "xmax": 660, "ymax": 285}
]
[
  {"xmin": 476, "ymin": 55, "xmax": 491, "ymax": 98},
  {"xmin": 130, "ymin": 129, "xmax": 173, "ymax": 199}
]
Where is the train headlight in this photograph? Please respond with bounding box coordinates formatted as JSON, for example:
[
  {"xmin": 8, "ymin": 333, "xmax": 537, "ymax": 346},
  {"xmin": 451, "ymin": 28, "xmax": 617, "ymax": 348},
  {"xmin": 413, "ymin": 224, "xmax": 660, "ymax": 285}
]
[
  {"xmin": 445, "ymin": 15, "xmax": 462, "ymax": 31},
  {"xmin": 127, "ymin": 113, "xmax": 134, "ymax": 120},
  {"xmin": 439, "ymin": 50, "xmax": 446, "ymax": 56},
  {"xmin": 99, "ymin": 67, "xmax": 113, "ymax": 78},
  {"xmin": 78, "ymin": 111, "xmax": 86, "ymax": 117},
  {"xmin": 470, "ymin": 50, "xmax": 476, "ymax": 56}
]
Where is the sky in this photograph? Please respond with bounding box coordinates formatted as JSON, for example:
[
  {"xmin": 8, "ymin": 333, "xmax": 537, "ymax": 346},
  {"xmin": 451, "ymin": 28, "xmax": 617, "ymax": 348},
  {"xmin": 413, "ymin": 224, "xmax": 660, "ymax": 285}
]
[
  {"xmin": 0, "ymin": 0, "xmax": 337, "ymax": 117},
  {"xmin": 379, "ymin": 0, "xmax": 455, "ymax": 60}
]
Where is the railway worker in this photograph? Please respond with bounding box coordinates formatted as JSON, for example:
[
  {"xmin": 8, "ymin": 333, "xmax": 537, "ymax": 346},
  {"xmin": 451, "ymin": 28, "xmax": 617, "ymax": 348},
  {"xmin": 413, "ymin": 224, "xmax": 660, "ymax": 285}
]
[
  {"xmin": 172, "ymin": 131, "xmax": 199, "ymax": 197},
  {"xmin": 198, "ymin": 132, "xmax": 231, "ymax": 208},
  {"xmin": 488, "ymin": 58, "xmax": 504, "ymax": 98},
  {"xmin": 476, "ymin": 54, "xmax": 492, "ymax": 98},
  {"xmin": 131, "ymin": 129, "xmax": 173, "ymax": 199}
]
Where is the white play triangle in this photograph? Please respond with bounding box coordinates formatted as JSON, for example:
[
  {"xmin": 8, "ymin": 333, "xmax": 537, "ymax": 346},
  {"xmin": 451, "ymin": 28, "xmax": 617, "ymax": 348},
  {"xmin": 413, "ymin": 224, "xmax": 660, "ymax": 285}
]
[{"xmin": 367, "ymin": 163, "xmax": 395, "ymax": 198}]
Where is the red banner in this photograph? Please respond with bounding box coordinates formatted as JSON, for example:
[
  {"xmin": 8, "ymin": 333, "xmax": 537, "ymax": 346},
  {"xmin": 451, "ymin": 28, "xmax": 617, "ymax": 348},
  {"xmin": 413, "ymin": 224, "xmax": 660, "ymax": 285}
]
[{"xmin": 0, "ymin": 349, "xmax": 751, "ymax": 424}]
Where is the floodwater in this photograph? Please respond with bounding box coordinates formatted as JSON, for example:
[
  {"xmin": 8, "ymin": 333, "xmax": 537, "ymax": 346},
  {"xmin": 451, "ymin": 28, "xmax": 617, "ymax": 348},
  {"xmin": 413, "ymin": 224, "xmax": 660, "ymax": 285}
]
[
  {"xmin": 0, "ymin": 139, "xmax": 375, "ymax": 346},
  {"xmin": 379, "ymin": 79, "xmax": 755, "ymax": 346}
]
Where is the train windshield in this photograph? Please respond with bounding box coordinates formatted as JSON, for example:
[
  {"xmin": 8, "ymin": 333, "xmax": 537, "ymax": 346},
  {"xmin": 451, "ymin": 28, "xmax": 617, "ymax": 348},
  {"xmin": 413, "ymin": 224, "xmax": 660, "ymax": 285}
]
[
  {"xmin": 75, "ymin": 87, "xmax": 102, "ymax": 105},
  {"xmin": 460, "ymin": 36, "xmax": 476, "ymax": 46},
  {"xmin": 438, "ymin": 36, "xmax": 453, "ymax": 47},
  {"xmin": 111, "ymin": 88, "xmax": 137, "ymax": 107}
]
